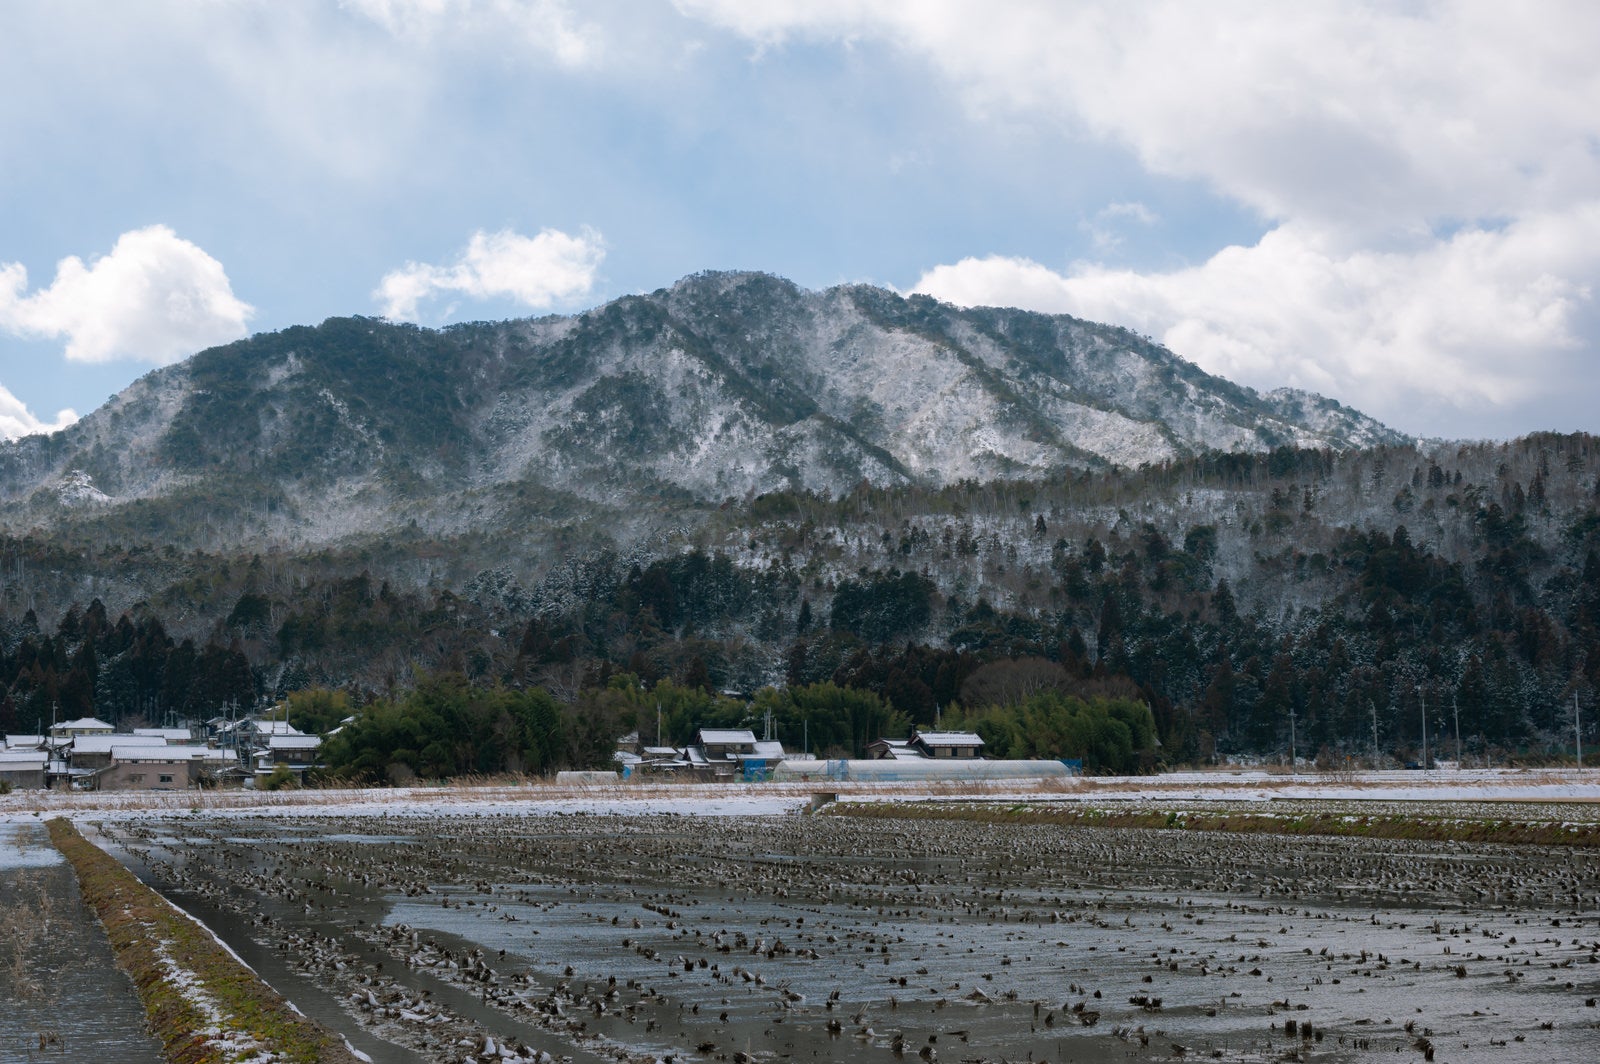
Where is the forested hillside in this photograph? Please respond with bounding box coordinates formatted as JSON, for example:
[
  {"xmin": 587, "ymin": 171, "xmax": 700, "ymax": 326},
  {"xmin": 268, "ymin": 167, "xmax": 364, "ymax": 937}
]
[{"xmin": 4, "ymin": 432, "xmax": 1597, "ymax": 768}]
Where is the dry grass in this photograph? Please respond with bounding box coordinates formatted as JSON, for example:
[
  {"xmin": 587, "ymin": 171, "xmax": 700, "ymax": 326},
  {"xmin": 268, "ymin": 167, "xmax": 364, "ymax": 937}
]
[{"xmin": 0, "ymin": 867, "xmax": 53, "ymax": 999}]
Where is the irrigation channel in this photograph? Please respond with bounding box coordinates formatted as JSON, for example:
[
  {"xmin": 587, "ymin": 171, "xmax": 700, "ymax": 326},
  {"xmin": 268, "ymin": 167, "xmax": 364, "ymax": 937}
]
[{"xmin": 46, "ymin": 795, "xmax": 1600, "ymax": 1064}]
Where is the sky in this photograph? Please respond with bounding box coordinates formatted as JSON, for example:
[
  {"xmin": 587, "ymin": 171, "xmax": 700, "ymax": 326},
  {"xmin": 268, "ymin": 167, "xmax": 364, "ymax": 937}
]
[{"xmin": 2, "ymin": 1, "xmax": 1598, "ymax": 443}]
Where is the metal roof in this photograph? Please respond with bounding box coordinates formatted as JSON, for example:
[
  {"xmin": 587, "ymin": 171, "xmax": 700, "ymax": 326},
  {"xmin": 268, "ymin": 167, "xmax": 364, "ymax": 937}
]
[
  {"xmin": 70, "ymin": 735, "xmax": 168, "ymax": 754},
  {"xmin": 912, "ymin": 730, "xmax": 985, "ymax": 746},
  {"xmin": 267, "ymin": 735, "xmax": 322, "ymax": 750},
  {"xmin": 0, "ymin": 750, "xmax": 47, "ymax": 766},
  {"xmin": 51, "ymin": 717, "xmax": 113, "ymax": 732},
  {"xmin": 697, "ymin": 728, "xmax": 757, "ymax": 744},
  {"xmin": 110, "ymin": 746, "xmax": 192, "ymax": 762},
  {"xmin": 252, "ymin": 721, "xmax": 304, "ymax": 735}
]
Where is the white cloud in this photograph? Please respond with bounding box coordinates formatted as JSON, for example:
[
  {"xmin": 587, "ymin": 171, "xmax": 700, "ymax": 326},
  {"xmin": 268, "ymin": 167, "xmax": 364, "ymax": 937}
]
[
  {"xmin": 1082, "ymin": 201, "xmax": 1157, "ymax": 252},
  {"xmin": 377, "ymin": 226, "xmax": 606, "ymax": 320},
  {"xmin": 679, "ymin": 1, "xmax": 1600, "ymax": 233},
  {"xmin": 343, "ymin": 0, "xmax": 600, "ymax": 67},
  {"xmin": 0, "ymin": 383, "xmax": 76, "ymax": 441},
  {"xmin": 914, "ymin": 206, "xmax": 1600, "ymax": 432},
  {"xmin": 684, "ymin": 1, "xmax": 1600, "ymax": 436},
  {"xmin": 0, "ymin": 226, "xmax": 253, "ymax": 365}
]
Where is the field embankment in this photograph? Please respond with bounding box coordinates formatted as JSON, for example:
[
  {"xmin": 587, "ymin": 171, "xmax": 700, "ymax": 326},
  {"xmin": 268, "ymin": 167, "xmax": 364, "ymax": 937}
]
[
  {"xmin": 46, "ymin": 818, "xmax": 365, "ymax": 1064},
  {"xmin": 830, "ymin": 796, "xmax": 1600, "ymax": 846}
]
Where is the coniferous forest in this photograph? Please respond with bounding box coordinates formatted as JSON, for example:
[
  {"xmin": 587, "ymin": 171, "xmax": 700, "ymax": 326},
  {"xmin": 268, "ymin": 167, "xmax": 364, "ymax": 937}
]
[{"xmin": 4, "ymin": 433, "xmax": 1600, "ymax": 775}]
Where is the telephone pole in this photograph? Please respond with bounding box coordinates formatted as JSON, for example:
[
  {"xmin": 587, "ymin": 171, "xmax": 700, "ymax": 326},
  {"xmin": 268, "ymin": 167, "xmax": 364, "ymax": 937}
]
[
  {"xmin": 1419, "ymin": 686, "xmax": 1428, "ymax": 770},
  {"xmin": 1452, "ymin": 696, "xmax": 1461, "ymax": 770},
  {"xmin": 1288, "ymin": 706, "xmax": 1297, "ymax": 776},
  {"xmin": 1370, "ymin": 700, "xmax": 1380, "ymax": 768}
]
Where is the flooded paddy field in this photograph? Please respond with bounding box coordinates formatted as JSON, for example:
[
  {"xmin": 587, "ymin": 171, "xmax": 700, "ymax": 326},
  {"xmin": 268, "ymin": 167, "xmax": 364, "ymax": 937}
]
[
  {"xmin": 0, "ymin": 822, "xmax": 165, "ymax": 1063},
  {"xmin": 80, "ymin": 800, "xmax": 1600, "ymax": 1064}
]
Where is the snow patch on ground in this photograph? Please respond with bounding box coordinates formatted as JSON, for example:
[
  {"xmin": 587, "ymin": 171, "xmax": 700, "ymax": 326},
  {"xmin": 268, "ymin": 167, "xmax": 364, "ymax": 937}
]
[
  {"xmin": 56, "ymin": 468, "xmax": 111, "ymax": 505},
  {"xmin": 0, "ymin": 821, "xmax": 63, "ymax": 869},
  {"xmin": 4, "ymin": 770, "xmax": 1597, "ymax": 830},
  {"xmin": 151, "ymin": 937, "xmax": 278, "ymax": 1062}
]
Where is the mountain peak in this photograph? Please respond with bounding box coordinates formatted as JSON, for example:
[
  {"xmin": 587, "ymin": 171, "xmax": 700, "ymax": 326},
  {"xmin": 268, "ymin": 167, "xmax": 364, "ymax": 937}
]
[{"xmin": 0, "ymin": 273, "xmax": 1406, "ymax": 551}]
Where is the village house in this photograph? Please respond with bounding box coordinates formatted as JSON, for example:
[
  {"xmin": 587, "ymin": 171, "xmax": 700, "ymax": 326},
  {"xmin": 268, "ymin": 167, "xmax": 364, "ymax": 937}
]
[
  {"xmin": 66, "ymin": 733, "xmax": 168, "ymax": 774},
  {"xmin": 96, "ymin": 746, "xmax": 200, "ymax": 791},
  {"xmin": 908, "ymin": 730, "xmax": 985, "ymax": 758},
  {"xmin": 685, "ymin": 728, "xmax": 786, "ymax": 781},
  {"xmin": 49, "ymin": 716, "xmax": 114, "ymax": 739},
  {"xmin": 252, "ymin": 733, "xmax": 323, "ymax": 783},
  {"xmin": 869, "ymin": 730, "xmax": 986, "ymax": 759},
  {"xmin": 0, "ymin": 749, "xmax": 47, "ymax": 790},
  {"xmin": 614, "ymin": 724, "xmax": 792, "ymax": 781}
]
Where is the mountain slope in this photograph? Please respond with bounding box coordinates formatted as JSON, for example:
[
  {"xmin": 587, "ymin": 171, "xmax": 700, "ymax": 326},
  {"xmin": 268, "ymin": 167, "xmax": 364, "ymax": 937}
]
[{"xmin": 0, "ymin": 271, "xmax": 1405, "ymax": 550}]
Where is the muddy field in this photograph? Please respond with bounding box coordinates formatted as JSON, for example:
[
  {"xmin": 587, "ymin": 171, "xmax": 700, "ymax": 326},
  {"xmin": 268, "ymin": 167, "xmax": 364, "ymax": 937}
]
[{"xmin": 73, "ymin": 800, "xmax": 1600, "ymax": 1064}]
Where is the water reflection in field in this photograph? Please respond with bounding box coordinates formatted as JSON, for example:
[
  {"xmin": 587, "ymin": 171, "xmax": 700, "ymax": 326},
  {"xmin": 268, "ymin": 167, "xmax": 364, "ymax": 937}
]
[{"xmin": 96, "ymin": 807, "xmax": 1600, "ymax": 1063}]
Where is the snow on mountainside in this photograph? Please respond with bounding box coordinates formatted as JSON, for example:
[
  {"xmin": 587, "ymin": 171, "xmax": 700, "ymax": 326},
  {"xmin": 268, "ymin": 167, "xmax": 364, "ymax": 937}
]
[{"xmin": 0, "ymin": 271, "xmax": 1406, "ymax": 550}]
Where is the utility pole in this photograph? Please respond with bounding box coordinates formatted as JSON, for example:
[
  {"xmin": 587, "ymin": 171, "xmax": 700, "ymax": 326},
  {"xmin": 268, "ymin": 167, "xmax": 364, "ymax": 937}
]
[
  {"xmin": 1288, "ymin": 706, "xmax": 1297, "ymax": 776},
  {"xmin": 1370, "ymin": 701, "xmax": 1380, "ymax": 769},
  {"xmin": 1419, "ymin": 685, "xmax": 1428, "ymax": 770},
  {"xmin": 1452, "ymin": 696, "xmax": 1461, "ymax": 770},
  {"xmin": 1576, "ymin": 692, "xmax": 1584, "ymax": 770}
]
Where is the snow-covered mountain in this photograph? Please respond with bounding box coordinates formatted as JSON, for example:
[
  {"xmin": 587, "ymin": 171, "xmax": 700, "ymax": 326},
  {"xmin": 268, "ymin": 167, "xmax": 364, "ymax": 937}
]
[{"xmin": 0, "ymin": 271, "xmax": 1404, "ymax": 550}]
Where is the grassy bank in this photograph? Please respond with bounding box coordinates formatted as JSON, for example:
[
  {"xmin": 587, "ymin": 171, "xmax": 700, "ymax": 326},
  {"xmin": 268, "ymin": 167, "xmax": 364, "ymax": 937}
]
[
  {"xmin": 829, "ymin": 801, "xmax": 1600, "ymax": 847},
  {"xmin": 46, "ymin": 818, "xmax": 364, "ymax": 1064}
]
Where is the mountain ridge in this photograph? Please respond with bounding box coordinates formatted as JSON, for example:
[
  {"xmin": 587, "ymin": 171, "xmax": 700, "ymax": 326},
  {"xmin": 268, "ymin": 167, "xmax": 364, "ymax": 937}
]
[{"xmin": 0, "ymin": 271, "xmax": 1406, "ymax": 551}]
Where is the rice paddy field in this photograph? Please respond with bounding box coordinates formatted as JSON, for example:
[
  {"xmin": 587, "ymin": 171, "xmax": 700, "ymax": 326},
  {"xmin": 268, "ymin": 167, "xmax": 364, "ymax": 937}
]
[{"xmin": 3, "ymin": 770, "xmax": 1599, "ymax": 1063}]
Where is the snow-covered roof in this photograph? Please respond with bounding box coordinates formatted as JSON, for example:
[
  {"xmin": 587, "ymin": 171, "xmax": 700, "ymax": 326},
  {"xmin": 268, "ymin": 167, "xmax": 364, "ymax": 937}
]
[
  {"xmin": 0, "ymin": 750, "xmax": 47, "ymax": 766},
  {"xmin": 267, "ymin": 735, "xmax": 322, "ymax": 751},
  {"xmin": 641, "ymin": 746, "xmax": 680, "ymax": 757},
  {"xmin": 884, "ymin": 746, "xmax": 928, "ymax": 759},
  {"xmin": 51, "ymin": 717, "xmax": 113, "ymax": 733},
  {"xmin": 4, "ymin": 734, "xmax": 45, "ymax": 749},
  {"xmin": 111, "ymin": 746, "xmax": 193, "ymax": 763},
  {"xmin": 745, "ymin": 740, "xmax": 786, "ymax": 761},
  {"xmin": 120, "ymin": 746, "xmax": 233, "ymax": 763},
  {"xmin": 252, "ymin": 721, "xmax": 304, "ymax": 736},
  {"xmin": 697, "ymin": 729, "xmax": 757, "ymax": 745},
  {"xmin": 133, "ymin": 728, "xmax": 194, "ymax": 741},
  {"xmin": 71, "ymin": 735, "xmax": 167, "ymax": 755},
  {"xmin": 913, "ymin": 730, "xmax": 985, "ymax": 747},
  {"xmin": 48, "ymin": 760, "xmax": 94, "ymax": 776}
]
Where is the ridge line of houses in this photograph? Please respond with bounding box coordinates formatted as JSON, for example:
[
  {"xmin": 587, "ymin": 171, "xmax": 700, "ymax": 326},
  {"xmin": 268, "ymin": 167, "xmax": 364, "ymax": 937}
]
[
  {"xmin": 0, "ymin": 714, "xmax": 325, "ymax": 791},
  {"xmin": 616, "ymin": 726, "xmax": 1073, "ymax": 782}
]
